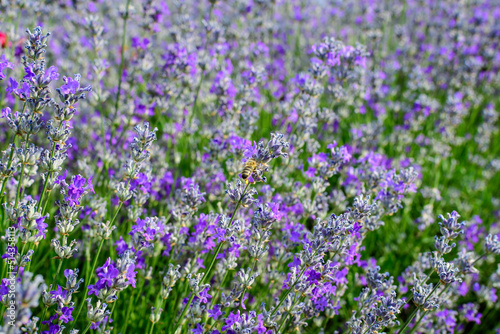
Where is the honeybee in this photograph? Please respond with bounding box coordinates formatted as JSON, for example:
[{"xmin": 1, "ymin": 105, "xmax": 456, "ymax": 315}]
[{"xmin": 241, "ymin": 158, "xmax": 258, "ymax": 180}]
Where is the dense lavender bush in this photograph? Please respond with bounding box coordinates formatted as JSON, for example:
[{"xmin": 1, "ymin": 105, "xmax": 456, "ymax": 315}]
[{"xmin": 0, "ymin": 0, "xmax": 499, "ymax": 333}]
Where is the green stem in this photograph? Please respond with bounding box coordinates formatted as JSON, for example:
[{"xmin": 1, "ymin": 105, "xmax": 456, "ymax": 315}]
[
  {"xmin": 269, "ymin": 240, "xmax": 328, "ymax": 318},
  {"xmin": 31, "ymin": 245, "xmax": 50, "ymax": 273},
  {"xmin": 84, "ymin": 241, "xmax": 90, "ymax": 286},
  {"xmin": 173, "ymin": 182, "xmax": 251, "ymax": 332},
  {"xmin": 110, "ymin": 202, "xmax": 124, "ymax": 226},
  {"xmin": 199, "ymin": 183, "xmax": 251, "ymax": 287}
]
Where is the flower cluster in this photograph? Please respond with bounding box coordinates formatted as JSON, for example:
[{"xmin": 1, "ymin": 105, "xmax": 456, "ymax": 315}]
[{"xmin": 0, "ymin": 1, "xmax": 499, "ymax": 333}]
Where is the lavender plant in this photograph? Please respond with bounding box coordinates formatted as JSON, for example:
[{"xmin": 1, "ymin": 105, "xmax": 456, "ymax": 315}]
[{"xmin": 0, "ymin": 0, "xmax": 499, "ymax": 333}]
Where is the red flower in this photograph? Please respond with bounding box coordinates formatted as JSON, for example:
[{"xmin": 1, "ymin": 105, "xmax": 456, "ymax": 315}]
[{"xmin": 0, "ymin": 32, "xmax": 7, "ymax": 48}]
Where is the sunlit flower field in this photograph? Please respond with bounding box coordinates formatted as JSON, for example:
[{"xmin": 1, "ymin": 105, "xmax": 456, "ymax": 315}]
[{"xmin": 0, "ymin": 0, "xmax": 499, "ymax": 333}]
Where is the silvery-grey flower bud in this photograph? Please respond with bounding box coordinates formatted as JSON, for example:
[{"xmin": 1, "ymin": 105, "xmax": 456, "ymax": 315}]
[
  {"xmin": 56, "ymin": 201, "xmax": 82, "ymax": 221},
  {"xmin": 8, "ymin": 248, "xmax": 35, "ymax": 268},
  {"xmin": 19, "ymin": 199, "xmax": 42, "ymax": 227}
]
